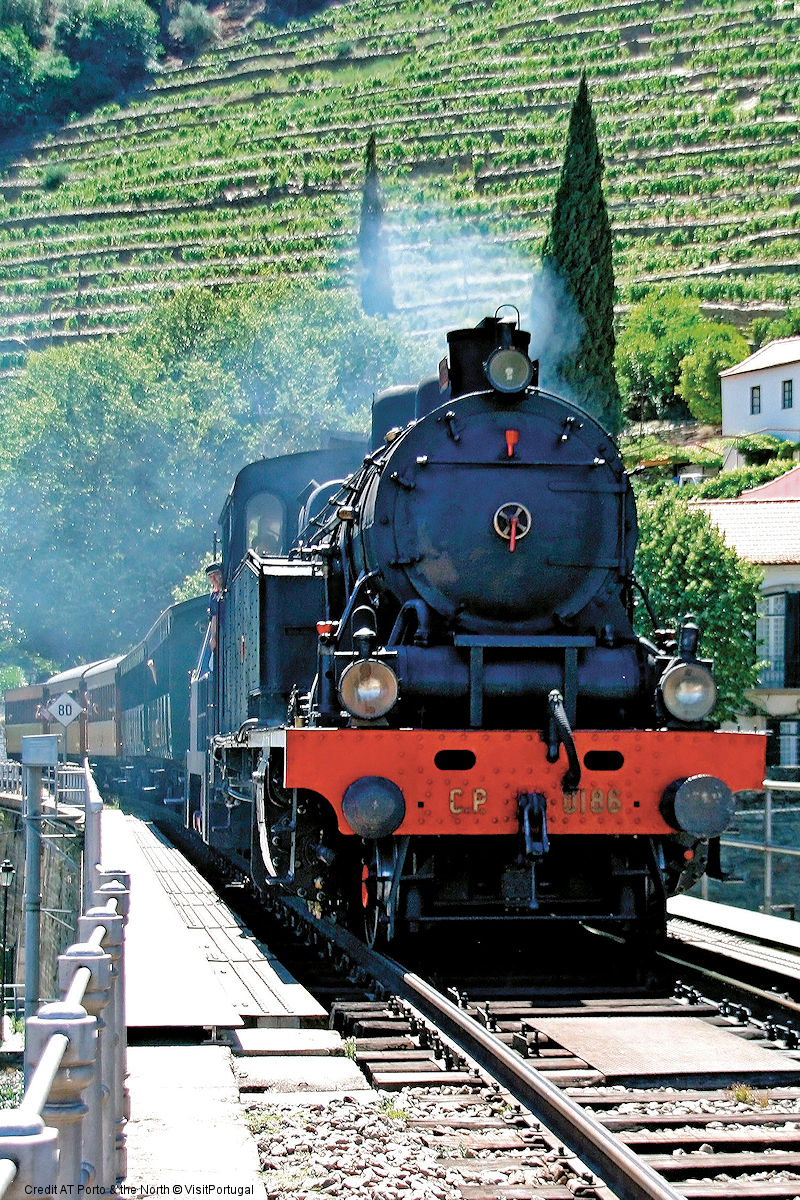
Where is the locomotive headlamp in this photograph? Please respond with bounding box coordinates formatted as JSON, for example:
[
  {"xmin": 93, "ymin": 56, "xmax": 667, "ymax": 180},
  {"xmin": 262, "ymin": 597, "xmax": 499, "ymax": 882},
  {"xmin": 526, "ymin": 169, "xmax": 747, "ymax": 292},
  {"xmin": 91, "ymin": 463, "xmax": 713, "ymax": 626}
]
[
  {"xmin": 660, "ymin": 774, "xmax": 735, "ymax": 839},
  {"xmin": 660, "ymin": 661, "xmax": 717, "ymax": 723},
  {"xmin": 342, "ymin": 776, "xmax": 405, "ymax": 838},
  {"xmin": 339, "ymin": 659, "xmax": 399, "ymax": 720},
  {"xmin": 484, "ymin": 346, "xmax": 535, "ymax": 394}
]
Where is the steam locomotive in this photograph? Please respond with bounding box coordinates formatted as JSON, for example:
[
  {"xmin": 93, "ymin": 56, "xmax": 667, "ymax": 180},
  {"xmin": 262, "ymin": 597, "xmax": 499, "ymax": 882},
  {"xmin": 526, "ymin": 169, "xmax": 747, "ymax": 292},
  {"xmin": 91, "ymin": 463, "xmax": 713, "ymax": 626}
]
[
  {"xmin": 5, "ymin": 311, "xmax": 765, "ymax": 944},
  {"xmin": 188, "ymin": 311, "xmax": 764, "ymax": 943}
]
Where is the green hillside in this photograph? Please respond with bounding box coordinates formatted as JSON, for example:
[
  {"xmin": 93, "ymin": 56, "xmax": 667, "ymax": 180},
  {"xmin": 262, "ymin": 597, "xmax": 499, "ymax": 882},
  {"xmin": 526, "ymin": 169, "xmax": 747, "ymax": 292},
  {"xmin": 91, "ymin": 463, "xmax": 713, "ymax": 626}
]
[{"xmin": 0, "ymin": 0, "xmax": 797, "ymax": 373}]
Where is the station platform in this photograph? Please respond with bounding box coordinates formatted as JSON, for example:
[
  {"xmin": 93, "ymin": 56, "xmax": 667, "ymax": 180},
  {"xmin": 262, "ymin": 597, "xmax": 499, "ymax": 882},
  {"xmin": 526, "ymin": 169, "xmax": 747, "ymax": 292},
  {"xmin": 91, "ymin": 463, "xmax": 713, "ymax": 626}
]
[
  {"xmin": 101, "ymin": 809, "xmax": 326, "ymax": 1029},
  {"xmin": 99, "ymin": 810, "xmax": 335, "ymax": 1197},
  {"xmin": 668, "ymin": 894, "xmax": 800, "ymax": 949},
  {"xmin": 667, "ymin": 894, "xmax": 800, "ymax": 981}
]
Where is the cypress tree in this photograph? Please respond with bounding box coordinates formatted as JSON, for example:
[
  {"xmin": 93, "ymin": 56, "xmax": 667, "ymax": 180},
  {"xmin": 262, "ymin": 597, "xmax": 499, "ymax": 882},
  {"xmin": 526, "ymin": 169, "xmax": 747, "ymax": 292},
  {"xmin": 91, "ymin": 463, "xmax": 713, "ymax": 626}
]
[
  {"xmin": 542, "ymin": 73, "xmax": 621, "ymax": 432},
  {"xmin": 357, "ymin": 132, "xmax": 394, "ymax": 316}
]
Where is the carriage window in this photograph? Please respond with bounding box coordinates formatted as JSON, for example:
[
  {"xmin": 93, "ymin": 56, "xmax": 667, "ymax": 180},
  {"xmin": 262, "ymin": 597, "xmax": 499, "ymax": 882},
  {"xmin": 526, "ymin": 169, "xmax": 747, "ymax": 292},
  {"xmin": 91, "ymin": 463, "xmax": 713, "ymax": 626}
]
[{"xmin": 246, "ymin": 493, "xmax": 284, "ymax": 556}]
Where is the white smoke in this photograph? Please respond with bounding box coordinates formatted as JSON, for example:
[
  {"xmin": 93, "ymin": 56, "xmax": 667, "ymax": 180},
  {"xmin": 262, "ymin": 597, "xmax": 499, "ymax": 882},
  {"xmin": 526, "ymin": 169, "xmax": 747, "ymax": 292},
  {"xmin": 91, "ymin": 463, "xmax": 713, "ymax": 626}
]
[
  {"xmin": 381, "ymin": 216, "xmax": 584, "ymax": 392},
  {"xmin": 527, "ymin": 264, "xmax": 585, "ymax": 399}
]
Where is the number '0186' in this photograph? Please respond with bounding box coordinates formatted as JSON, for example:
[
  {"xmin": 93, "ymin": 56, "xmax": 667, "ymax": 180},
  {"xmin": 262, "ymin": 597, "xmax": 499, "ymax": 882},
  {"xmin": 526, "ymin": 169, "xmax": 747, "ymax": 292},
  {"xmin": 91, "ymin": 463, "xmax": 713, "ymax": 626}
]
[{"xmin": 563, "ymin": 788, "xmax": 621, "ymax": 814}]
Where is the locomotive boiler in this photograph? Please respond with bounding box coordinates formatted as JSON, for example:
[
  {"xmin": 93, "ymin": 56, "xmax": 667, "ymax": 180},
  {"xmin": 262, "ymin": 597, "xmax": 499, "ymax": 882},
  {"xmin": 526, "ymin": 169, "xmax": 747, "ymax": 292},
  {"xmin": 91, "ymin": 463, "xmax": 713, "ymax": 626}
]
[{"xmin": 191, "ymin": 310, "xmax": 765, "ymax": 944}]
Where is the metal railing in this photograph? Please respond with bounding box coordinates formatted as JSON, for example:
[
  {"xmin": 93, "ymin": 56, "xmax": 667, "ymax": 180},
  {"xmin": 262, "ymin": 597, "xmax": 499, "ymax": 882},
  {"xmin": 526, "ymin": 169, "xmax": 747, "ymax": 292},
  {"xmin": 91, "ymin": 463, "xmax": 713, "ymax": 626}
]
[
  {"xmin": 710, "ymin": 778, "xmax": 800, "ymax": 917},
  {"xmin": 0, "ymin": 762, "xmax": 90, "ymax": 812},
  {"xmin": 0, "ymin": 760, "xmax": 129, "ymax": 1196},
  {"xmin": 0, "ymin": 763, "xmax": 21, "ymax": 795}
]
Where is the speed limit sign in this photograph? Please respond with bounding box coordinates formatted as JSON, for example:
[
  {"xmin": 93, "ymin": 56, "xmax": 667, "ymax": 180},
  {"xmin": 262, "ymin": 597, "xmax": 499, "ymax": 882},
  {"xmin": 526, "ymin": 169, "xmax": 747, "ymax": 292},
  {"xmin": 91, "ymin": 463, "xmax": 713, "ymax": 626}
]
[{"xmin": 47, "ymin": 692, "xmax": 82, "ymax": 726}]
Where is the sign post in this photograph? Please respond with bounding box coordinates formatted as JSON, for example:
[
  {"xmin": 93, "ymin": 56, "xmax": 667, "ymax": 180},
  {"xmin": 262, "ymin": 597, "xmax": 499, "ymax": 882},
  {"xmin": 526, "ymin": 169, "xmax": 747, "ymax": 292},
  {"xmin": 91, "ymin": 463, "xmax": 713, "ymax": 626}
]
[
  {"xmin": 47, "ymin": 692, "xmax": 83, "ymax": 782},
  {"xmin": 47, "ymin": 693, "xmax": 82, "ymax": 728}
]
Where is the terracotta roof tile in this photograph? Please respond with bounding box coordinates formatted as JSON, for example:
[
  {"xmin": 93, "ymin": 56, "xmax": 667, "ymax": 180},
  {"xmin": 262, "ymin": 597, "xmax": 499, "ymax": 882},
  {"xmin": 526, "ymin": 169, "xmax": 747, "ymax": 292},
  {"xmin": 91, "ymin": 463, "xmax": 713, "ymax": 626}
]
[{"xmin": 695, "ymin": 497, "xmax": 800, "ymax": 564}]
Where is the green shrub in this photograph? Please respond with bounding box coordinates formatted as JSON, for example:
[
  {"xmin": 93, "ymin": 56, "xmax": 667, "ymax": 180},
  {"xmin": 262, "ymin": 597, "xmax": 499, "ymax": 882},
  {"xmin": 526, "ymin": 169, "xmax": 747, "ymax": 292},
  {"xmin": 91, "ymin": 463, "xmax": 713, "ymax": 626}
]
[
  {"xmin": 41, "ymin": 162, "xmax": 70, "ymax": 189},
  {"xmin": 32, "ymin": 50, "xmax": 78, "ymax": 119},
  {"xmin": 691, "ymin": 461, "xmax": 793, "ymax": 498},
  {"xmin": 168, "ymin": 2, "xmax": 220, "ymax": 54},
  {"xmin": 735, "ymin": 434, "xmax": 790, "ymax": 465}
]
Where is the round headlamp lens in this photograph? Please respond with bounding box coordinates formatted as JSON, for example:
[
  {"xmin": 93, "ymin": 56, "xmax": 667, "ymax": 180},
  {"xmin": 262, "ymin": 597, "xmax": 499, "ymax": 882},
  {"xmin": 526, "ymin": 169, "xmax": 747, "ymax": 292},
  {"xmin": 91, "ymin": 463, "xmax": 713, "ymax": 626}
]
[
  {"xmin": 484, "ymin": 347, "xmax": 534, "ymax": 394},
  {"xmin": 660, "ymin": 662, "xmax": 717, "ymax": 722},
  {"xmin": 339, "ymin": 659, "xmax": 398, "ymax": 719}
]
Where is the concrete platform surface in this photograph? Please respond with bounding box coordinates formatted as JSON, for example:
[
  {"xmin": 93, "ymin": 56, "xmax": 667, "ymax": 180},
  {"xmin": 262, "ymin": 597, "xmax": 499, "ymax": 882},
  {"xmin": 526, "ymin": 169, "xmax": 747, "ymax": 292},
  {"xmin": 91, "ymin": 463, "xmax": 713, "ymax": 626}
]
[
  {"xmin": 235, "ymin": 1055, "xmax": 371, "ymax": 1093},
  {"xmin": 530, "ymin": 1015, "xmax": 800, "ymax": 1083},
  {"xmin": 124, "ymin": 1044, "xmax": 266, "ymax": 1197},
  {"xmin": 101, "ymin": 810, "xmax": 240, "ymax": 1028},
  {"xmin": 101, "ymin": 809, "xmax": 326, "ymax": 1028},
  {"xmin": 668, "ymin": 895, "xmax": 800, "ymax": 950},
  {"xmin": 228, "ymin": 1028, "xmax": 345, "ymax": 1056}
]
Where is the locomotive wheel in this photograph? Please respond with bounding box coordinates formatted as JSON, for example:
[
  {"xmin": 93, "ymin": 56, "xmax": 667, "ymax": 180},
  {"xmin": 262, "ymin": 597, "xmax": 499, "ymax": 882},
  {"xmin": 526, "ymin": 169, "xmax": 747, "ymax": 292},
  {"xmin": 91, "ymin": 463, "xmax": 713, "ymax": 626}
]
[{"xmin": 360, "ymin": 842, "xmax": 395, "ymax": 948}]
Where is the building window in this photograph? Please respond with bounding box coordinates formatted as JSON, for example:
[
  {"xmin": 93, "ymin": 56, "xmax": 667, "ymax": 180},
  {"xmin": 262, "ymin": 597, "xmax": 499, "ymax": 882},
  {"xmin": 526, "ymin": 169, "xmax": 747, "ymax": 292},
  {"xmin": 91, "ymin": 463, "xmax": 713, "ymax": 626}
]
[
  {"xmin": 758, "ymin": 593, "xmax": 786, "ymax": 687},
  {"xmin": 777, "ymin": 720, "xmax": 800, "ymax": 768},
  {"xmin": 783, "ymin": 380, "xmax": 794, "ymax": 410},
  {"xmin": 750, "ymin": 385, "xmax": 761, "ymax": 414},
  {"xmin": 757, "ymin": 592, "xmax": 800, "ymax": 689}
]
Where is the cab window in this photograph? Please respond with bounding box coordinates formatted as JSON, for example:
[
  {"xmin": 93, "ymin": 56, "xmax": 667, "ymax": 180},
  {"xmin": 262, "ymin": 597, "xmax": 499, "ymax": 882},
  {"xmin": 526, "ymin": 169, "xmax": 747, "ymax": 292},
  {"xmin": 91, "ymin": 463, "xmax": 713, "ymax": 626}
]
[{"xmin": 246, "ymin": 493, "xmax": 284, "ymax": 556}]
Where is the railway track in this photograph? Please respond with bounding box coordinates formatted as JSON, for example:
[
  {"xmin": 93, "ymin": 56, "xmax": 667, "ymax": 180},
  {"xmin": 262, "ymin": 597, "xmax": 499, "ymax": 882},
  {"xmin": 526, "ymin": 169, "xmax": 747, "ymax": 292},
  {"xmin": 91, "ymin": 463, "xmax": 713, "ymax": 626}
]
[
  {"xmin": 160, "ymin": 816, "xmax": 800, "ymax": 1199},
  {"xmin": 241, "ymin": 890, "xmax": 800, "ymax": 1200}
]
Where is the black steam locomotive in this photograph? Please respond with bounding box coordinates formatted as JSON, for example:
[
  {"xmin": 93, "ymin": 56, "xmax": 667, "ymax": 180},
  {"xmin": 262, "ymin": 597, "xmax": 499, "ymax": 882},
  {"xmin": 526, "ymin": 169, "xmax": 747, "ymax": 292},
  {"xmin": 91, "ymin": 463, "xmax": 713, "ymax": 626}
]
[{"xmin": 188, "ymin": 311, "xmax": 764, "ymax": 943}]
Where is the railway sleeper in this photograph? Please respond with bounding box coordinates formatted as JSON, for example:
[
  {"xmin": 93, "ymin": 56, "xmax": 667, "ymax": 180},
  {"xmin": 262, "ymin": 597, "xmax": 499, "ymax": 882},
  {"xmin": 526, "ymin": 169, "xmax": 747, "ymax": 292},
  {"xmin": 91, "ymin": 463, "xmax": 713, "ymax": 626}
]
[{"xmin": 645, "ymin": 1148, "xmax": 800, "ymax": 1176}]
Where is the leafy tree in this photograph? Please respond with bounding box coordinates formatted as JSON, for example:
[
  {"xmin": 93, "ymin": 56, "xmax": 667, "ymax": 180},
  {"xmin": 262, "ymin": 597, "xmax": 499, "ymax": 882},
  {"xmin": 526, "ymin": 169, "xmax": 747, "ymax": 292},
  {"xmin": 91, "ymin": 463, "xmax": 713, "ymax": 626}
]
[
  {"xmin": 0, "ymin": 0, "xmax": 42, "ymax": 41},
  {"xmin": 32, "ymin": 50, "xmax": 78, "ymax": 119},
  {"xmin": 171, "ymin": 564, "xmax": 208, "ymax": 604},
  {"xmin": 357, "ymin": 133, "xmax": 394, "ymax": 317},
  {"xmin": 55, "ymin": 0, "xmax": 158, "ymax": 84},
  {"xmin": 616, "ymin": 289, "xmax": 710, "ymax": 422},
  {"xmin": 750, "ymin": 306, "xmax": 800, "ymax": 349},
  {"xmin": 541, "ymin": 73, "xmax": 620, "ymax": 432},
  {"xmin": 635, "ymin": 491, "xmax": 763, "ymax": 720},
  {"xmin": 0, "ymin": 282, "xmax": 407, "ymax": 667},
  {"xmin": 677, "ymin": 322, "xmax": 750, "ymax": 423},
  {"xmin": 0, "ymin": 23, "xmax": 36, "ymax": 129},
  {"xmin": 0, "ymin": 586, "xmax": 53, "ymax": 685}
]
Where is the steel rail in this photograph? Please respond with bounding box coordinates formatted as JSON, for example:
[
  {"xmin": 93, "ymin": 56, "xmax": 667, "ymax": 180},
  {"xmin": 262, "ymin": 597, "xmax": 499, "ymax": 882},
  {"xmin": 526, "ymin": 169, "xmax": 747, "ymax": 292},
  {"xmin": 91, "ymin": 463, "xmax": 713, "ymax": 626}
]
[
  {"xmin": 658, "ymin": 943, "xmax": 800, "ymax": 1016},
  {"xmin": 282, "ymin": 897, "xmax": 684, "ymax": 1200}
]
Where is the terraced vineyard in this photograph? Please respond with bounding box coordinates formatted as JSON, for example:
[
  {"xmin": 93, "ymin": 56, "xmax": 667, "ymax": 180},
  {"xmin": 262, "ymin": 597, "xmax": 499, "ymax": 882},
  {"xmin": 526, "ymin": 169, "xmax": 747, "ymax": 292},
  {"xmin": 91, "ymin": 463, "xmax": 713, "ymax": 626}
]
[{"xmin": 0, "ymin": 0, "xmax": 797, "ymax": 371}]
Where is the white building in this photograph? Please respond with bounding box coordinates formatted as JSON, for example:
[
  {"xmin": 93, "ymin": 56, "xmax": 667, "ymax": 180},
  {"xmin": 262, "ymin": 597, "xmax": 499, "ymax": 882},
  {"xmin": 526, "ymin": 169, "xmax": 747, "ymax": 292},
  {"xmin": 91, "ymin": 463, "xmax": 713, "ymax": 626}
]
[
  {"xmin": 720, "ymin": 336, "xmax": 800, "ymax": 440},
  {"xmin": 697, "ymin": 467, "xmax": 800, "ymax": 769}
]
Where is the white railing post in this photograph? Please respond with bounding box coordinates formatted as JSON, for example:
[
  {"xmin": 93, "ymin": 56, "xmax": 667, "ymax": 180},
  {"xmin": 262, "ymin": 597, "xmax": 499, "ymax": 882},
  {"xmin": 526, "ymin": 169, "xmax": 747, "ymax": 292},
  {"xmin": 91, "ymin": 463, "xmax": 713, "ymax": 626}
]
[
  {"xmin": 22, "ymin": 765, "xmax": 43, "ymax": 1037},
  {"xmin": 78, "ymin": 909, "xmax": 123, "ymax": 1191},
  {"xmin": 94, "ymin": 873, "xmax": 130, "ymax": 1184},
  {"xmin": 82, "ymin": 763, "xmax": 103, "ymax": 913},
  {"xmin": 0, "ymin": 1114, "xmax": 58, "ymax": 1199},
  {"xmin": 0, "ymin": 756, "xmax": 129, "ymax": 1197},
  {"xmin": 57, "ymin": 945, "xmax": 112, "ymax": 1189},
  {"xmin": 23, "ymin": 1001, "xmax": 97, "ymax": 1187}
]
